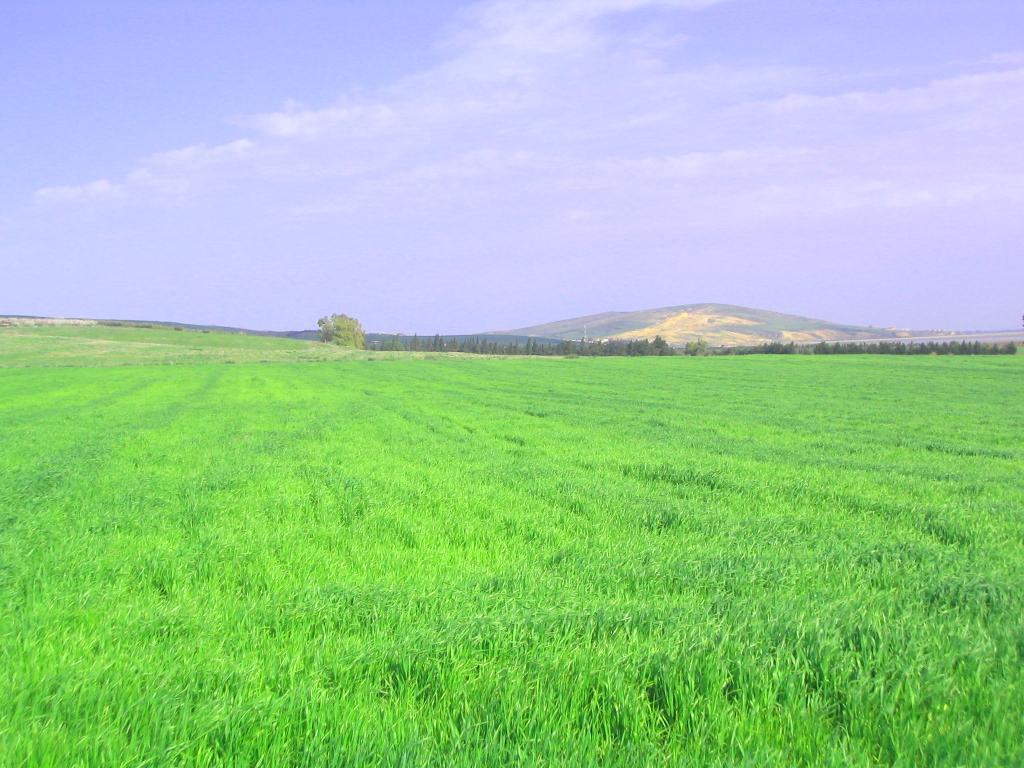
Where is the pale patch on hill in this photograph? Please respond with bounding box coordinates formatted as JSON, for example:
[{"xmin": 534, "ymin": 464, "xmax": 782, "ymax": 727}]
[{"xmin": 627, "ymin": 311, "xmax": 766, "ymax": 346}]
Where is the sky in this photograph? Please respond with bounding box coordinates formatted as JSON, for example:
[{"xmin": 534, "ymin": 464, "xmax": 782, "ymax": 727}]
[{"xmin": 2, "ymin": 0, "xmax": 1022, "ymax": 333}]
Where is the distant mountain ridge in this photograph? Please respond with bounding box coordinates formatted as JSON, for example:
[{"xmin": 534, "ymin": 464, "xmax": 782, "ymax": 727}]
[{"xmin": 500, "ymin": 303, "xmax": 921, "ymax": 347}]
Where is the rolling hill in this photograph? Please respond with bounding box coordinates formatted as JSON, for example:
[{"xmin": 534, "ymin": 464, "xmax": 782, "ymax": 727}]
[
  {"xmin": 0, "ymin": 316, "xmax": 567, "ymax": 352},
  {"xmin": 501, "ymin": 303, "xmax": 920, "ymax": 347}
]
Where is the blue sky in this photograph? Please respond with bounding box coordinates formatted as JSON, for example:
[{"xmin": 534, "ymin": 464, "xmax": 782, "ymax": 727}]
[{"xmin": 2, "ymin": 0, "xmax": 1022, "ymax": 332}]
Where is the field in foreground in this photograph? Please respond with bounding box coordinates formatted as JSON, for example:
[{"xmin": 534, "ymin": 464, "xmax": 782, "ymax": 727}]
[{"xmin": 1, "ymin": 344, "xmax": 1022, "ymax": 765}]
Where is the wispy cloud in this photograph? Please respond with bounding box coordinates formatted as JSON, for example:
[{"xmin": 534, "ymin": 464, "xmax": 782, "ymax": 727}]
[
  {"xmin": 34, "ymin": 178, "xmax": 120, "ymax": 204},
  {"xmin": 33, "ymin": 0, "xmax": 1023, "ymax": 224},
  {"xmin": 984, "ymin": 51, "xmax": 1024, "ymax": 66}
]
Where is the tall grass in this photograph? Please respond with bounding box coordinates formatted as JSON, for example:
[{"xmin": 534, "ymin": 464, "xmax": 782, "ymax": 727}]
[{"xmin": 1, "ymin": 352, "xmax": 1022, "ymax": 765}]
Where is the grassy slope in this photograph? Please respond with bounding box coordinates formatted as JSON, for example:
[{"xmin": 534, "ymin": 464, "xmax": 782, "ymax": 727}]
[
  {"xmin": 0, "ymin": 324, "xmax": 553, "ymax": 365},
  {"xmin": 1, "ymin": 338, "xmax": 1023, "ymax": 765},
  {"xmin": 0, "ymin": 324, "xmax": 417, "ymax": 367},
  {"xmin": 507, "ymin": 303, "xmax": 904, "ymax": 345}
]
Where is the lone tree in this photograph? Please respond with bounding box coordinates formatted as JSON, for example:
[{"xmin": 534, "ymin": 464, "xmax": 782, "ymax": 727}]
[
  {"xmin": 684, "ymin": 338, "xmax": 708, "ymax": 356},
  {"xmin": 317, "ymin": 314, "xmax": 366, "ymax": 348}
]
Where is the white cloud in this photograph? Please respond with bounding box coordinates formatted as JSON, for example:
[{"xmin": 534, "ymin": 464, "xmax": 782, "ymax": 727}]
[
  {"xmin": 147, "ymin": 139, "xmax": 255, "ymax": 167},
  {"xmin": 34, "ymin": 178, "xmax": 120, "ymax": 204},
  {"xmin": 24, "ymin": 0, "xmax": 1024, "ymax": 229},
  {"xmin": 984, "ymin": 51, "xmax": 1024, "ymax": 66},
  {"xmin": 757, "ymin": 67, "xmax": 1024, "ymax": 117},
  {"xmin": 33, "ymin": 139, "xmax": 258, "ymax": 206},
  {"xmin": 241, "ymin": 105, "xmax": 400, "ymax": 140}
]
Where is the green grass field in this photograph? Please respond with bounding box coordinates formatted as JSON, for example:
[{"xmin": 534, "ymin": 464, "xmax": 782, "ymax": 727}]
[
  {"xmin": 1, "ymin": 327, "xmax": 1022, "ymax": 766},
  {"xmin": 0, "ymin": 324, "xmax": 401, "ymax": 367}
]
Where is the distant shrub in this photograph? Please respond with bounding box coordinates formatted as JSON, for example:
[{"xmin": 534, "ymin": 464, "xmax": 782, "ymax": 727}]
[
  {"xmin": 318, "ymin": 314, "xmax": 366, "ymax": 349},
  {"xmin": 684, "ymin": 338, "xmax": 708, "ymax": 356}
]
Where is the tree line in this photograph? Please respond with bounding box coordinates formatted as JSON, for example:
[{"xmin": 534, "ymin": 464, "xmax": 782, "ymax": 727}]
[
  {"xmin": 724, "ymin": 340, "xmax": 1018, "ymax": 356},
  {"xmin": 377, "ymin": 334, "xmax": 1016, "ymax": 356},
  {"xmin": 371, "ymin": 334, "xmax": 684, "ymax": 356}
]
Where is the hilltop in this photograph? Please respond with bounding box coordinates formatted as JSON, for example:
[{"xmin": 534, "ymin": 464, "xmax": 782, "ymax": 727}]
[{"xmin": 501, "ymin": 303, "xmax": 921, "ymax": 347}]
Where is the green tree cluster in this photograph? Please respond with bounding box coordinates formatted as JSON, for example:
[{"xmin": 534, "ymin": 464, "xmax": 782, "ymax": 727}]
[{"xmin": 317, "ymin": 314, "xmax": 366, "ymax": 348}]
